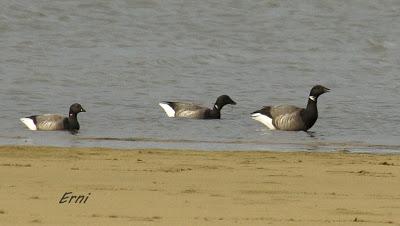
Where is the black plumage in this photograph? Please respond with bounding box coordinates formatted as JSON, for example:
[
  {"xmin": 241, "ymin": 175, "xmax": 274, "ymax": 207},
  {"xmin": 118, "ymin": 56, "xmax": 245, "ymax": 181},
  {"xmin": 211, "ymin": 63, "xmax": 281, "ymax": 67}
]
[
  {"xmin": 20, "ymin": 103, "xmax": 86, "ymax": 132},
  {"xmin": 159, "ymin": 95, "xmax": 236, "ymax": 119},
  {"xmin": 251, "ymin": 85, "xmax": 330, "ymax": 131}
]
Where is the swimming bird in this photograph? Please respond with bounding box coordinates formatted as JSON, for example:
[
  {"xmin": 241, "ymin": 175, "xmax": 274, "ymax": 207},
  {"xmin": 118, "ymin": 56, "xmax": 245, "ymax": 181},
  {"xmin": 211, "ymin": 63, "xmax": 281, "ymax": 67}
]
[
  {"xmin": 159, "ymin": 95, "xmax": 236, "ymax": 119},
  {"xmin": 20, "ymin": 103, "xmax": 86, "ymax": 132},
  {"xmin": 251, "ymin": 85, "xmax": 330, "ymax": 131}
]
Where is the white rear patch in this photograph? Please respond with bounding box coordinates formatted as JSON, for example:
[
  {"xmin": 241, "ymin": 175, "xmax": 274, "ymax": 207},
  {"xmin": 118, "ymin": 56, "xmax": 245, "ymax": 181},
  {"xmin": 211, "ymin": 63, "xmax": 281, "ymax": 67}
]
[
  {"xmin": 159, "ymin": 102, "xmax": 176, "ymax": 117},
  {"xmin": 20, "ymin": 118, "xmax": 37, "ymax": 130},
  {"xmin": 251, "ymin": 113, "xmax": 276, "ymax": 130}
]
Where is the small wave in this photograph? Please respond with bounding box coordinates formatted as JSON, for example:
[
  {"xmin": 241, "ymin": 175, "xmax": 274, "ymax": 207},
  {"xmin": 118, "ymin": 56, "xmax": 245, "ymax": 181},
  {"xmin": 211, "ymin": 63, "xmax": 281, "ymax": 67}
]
[{"xmin": 77, "ymin": 136, "xmax": 400, "ymax": 152}]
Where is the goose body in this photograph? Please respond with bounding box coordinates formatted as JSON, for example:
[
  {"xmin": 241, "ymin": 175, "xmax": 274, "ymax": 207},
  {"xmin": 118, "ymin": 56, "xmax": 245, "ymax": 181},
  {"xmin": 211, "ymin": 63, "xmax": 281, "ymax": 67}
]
[
  {"xmin": 20, "ymin": 103, "xmax": 86, "ymax": 132},
  {"xmin": 159, "ymin": 95, "xmax": 236, "ymax": 119},
  {"xmin": 251, "ymin": 85, "xmax": 329, "ymax": 131}
]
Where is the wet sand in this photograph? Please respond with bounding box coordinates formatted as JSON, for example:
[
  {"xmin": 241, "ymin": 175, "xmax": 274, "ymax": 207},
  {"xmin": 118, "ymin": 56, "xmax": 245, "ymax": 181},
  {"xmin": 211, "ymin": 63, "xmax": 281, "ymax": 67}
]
[{"xmin": 0, "ymin": 146, "xmax": 399, "ymax": 226}]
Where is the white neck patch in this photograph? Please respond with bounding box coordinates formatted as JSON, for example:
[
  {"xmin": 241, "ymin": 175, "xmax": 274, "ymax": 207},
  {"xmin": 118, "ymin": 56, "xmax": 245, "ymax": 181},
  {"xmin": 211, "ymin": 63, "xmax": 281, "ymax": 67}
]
[
  {"xmin": 309, "ymin": 96, "xmax": 316, "ymax": 101},
  {"xmin": 214, "ymin": 105, "xmax": 219, "ymax": 110}
]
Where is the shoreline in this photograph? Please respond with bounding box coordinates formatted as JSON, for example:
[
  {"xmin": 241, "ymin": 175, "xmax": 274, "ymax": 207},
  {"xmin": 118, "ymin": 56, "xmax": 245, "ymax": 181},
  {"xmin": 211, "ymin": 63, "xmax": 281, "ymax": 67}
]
[
  {"xmin": 1, "ymin": 145, "xmax": 399, "ymax": 225},
  {"xmin": 2, "ymin": 134, "xmax": 400, "ymax": 153}
]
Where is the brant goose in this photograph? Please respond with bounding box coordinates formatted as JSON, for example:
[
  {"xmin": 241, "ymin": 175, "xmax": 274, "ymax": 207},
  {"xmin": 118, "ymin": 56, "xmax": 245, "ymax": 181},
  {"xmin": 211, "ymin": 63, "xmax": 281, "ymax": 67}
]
[
  {"xmin": 20, "ymin": 103, "xmax": 86, "ymax": 132},
  {"xmin": 159, "ymin": 95, "xmax": 236, "ymax": 119},
  {"xmin": 251, "ymin": 85, "xmax": 330, "ymax": 131}
]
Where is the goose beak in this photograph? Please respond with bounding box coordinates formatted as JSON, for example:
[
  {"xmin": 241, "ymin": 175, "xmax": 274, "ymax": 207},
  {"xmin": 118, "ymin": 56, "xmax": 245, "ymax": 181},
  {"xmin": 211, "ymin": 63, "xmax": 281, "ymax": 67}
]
[
  {"xmin": 81, "ymin": 108, "xmax": 86, "ymax": 112},
  {"xmin": 324, "ymin": 87, "xmax": 330, "ymax": 93},
  {"xmin": 231, "ymin": 100, "xmax": 237, "ymax": 105}
]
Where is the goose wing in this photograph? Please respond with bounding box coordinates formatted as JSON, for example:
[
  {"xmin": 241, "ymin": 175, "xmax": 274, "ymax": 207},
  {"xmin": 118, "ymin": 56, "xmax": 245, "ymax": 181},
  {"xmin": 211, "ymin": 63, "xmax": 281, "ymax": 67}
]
[
  {"xmin": 273, "ymin": 108, "xmax": 305, "ymax": 131},
  {"xmin": 34, "ymin": 114, "xmax": 66, "ymax": 131},
  {"xmin": 175, "ymin": 107, "xmax": 208, "ymax": 118},
  {"xmin": 270, "ymin": 105, "xmax": 301, "ymax": 118},
  {"xmin": 168, "ymin": 102, "xmax": 204, "ymax": 111}
]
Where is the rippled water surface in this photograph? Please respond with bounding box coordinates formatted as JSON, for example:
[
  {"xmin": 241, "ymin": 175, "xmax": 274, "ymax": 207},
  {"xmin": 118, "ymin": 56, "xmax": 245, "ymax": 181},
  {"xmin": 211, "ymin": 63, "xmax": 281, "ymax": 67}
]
[{"xmin": 1, "ymin": 0, "xmax": 400, "ymax": 152}]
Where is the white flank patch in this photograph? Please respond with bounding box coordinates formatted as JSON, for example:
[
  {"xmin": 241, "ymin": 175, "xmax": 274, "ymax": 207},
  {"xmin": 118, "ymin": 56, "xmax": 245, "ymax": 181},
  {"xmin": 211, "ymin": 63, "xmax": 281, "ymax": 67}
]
[
  {"xmin": 251, "ymin": 113, "xmax": 276, "ymax": 130},
  {"xmin": 20, "ymin": 118, "xmax": 37, "ymax": 130},
  {"xmin": 159, "ymin": 102, "xmax": 176, "ymax": 117}
]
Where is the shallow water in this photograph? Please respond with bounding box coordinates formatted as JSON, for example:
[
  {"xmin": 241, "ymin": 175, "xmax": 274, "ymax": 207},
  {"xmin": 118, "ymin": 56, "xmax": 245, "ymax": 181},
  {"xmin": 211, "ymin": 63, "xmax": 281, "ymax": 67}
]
[{"xmin": 1, "ymin": 0, "xmax": 400, "ymax": 153}]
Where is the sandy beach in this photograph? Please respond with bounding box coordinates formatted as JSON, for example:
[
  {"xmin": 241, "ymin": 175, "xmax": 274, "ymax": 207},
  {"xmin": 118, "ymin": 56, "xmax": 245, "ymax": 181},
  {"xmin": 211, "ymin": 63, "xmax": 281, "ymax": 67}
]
[{"xmin": 0, "ymin": 146, "xmax": 399, "ymax": 226}]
